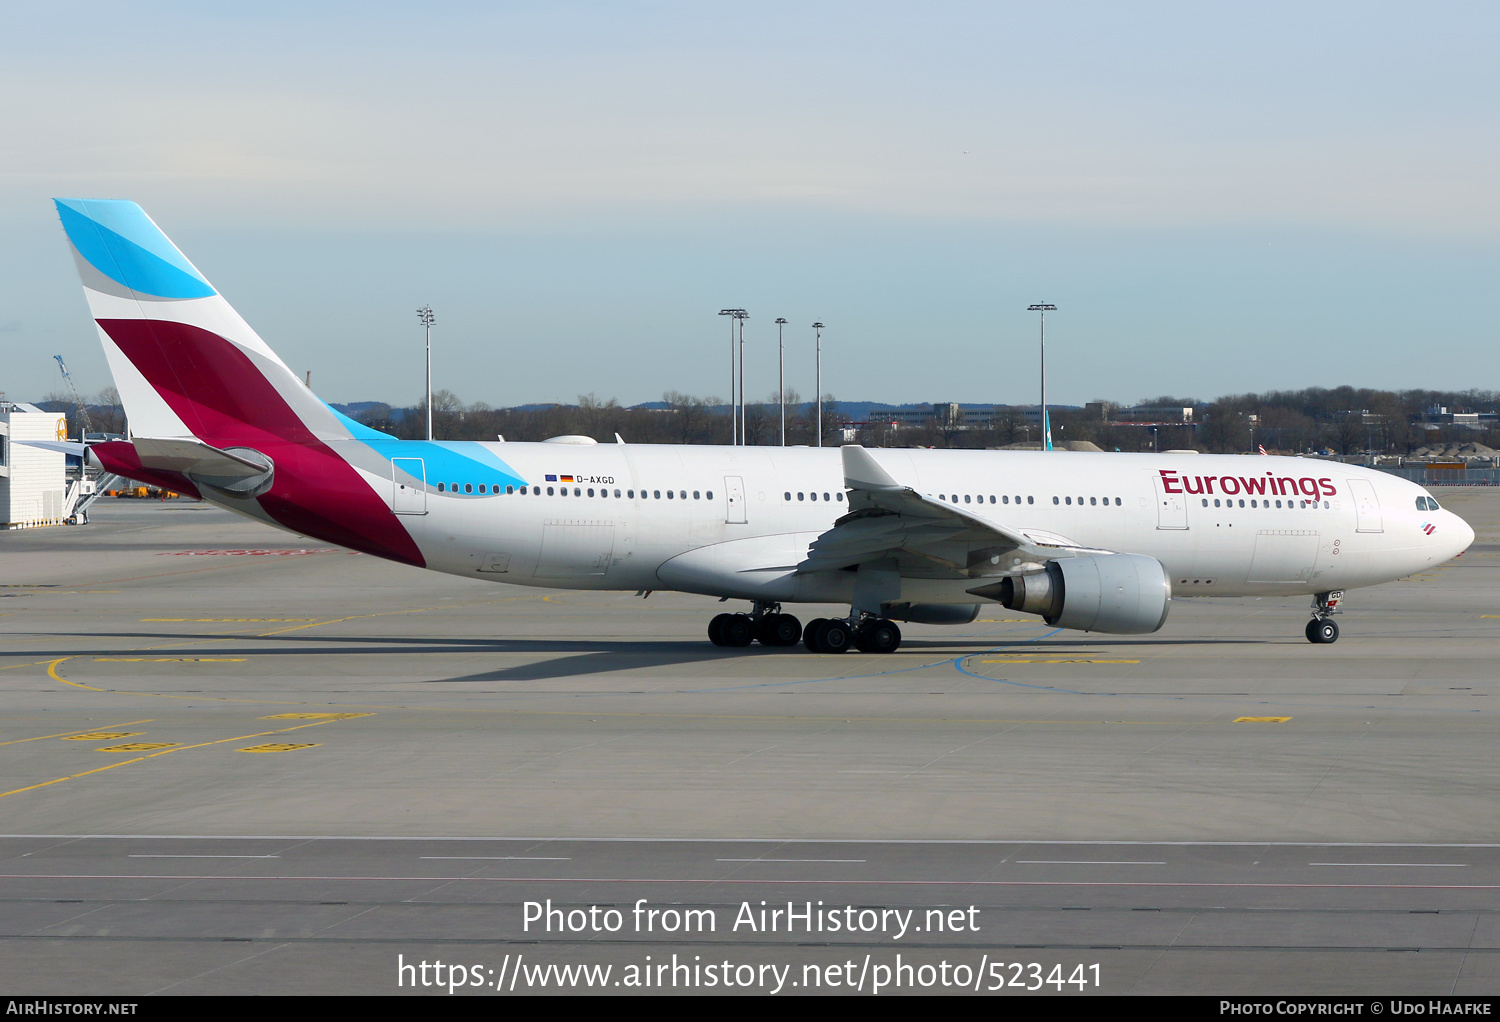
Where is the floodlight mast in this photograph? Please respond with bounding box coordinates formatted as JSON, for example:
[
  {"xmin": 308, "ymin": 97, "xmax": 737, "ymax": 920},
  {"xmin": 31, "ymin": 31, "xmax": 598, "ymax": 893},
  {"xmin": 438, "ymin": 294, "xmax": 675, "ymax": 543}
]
[
  {"xmin": 718, "ymin": 309, "xmax": 742, "ymax": 444},
  {"xmin": 1027, "ymin": 303, "xmax": 1057, "ymax": 451},
  {"xmin": 812, "ymin": 322, "xmax": 826, "ymax": 447},
  {"xmin": 733, "ymin": 310, "xmax": 749, "ymax": 445},
  {"xmin": 416, "ymin": 305, "xmax": 435, "ymax": 440},
  {"xmin": 775, "ymin": 318, "xmax": 787, "ymax": 445}
]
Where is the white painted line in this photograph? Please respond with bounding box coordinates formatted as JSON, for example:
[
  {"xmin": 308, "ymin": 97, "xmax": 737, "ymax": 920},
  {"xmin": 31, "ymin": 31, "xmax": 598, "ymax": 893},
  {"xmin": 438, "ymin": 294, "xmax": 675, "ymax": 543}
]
[
  {"xmin": 419, "ymin": 856, "xmax": 571, "ymax": 861},
  {"xmin": 714, "ymin": 852, "xmax": 870, "ymax": 858},
  {"xmin": 128, "ymin": 854, "xmax": 281, "ymax": 859},
  {"xmin": 1016, "ymin": 860, "xmax": 1166, "ymax": 865}
]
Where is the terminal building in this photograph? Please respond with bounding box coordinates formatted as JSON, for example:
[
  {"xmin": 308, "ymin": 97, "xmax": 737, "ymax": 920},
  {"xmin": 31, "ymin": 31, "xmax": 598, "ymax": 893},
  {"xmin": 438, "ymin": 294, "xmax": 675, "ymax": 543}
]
[{"xmin": 1, "ymin": 401, "xmax": 69, "ymax": 528}]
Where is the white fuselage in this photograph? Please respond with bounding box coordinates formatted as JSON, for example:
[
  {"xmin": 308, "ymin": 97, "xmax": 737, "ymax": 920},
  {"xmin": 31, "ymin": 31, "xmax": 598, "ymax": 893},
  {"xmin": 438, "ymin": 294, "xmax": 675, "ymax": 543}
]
[{"xmin": 305, "ymin": 443, "xmax": 1471, "ymax": 607}]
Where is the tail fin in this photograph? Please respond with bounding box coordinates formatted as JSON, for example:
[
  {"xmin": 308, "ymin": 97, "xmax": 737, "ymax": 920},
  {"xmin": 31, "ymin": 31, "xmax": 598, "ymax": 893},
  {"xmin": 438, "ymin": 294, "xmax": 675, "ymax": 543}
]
[
  {"xmin": 54, "ymin": 198, "xmax": 352, "ymax": 448},
  {"xmin": 56, "ymin": 199, "xmax": 424, "ymax": 565}
]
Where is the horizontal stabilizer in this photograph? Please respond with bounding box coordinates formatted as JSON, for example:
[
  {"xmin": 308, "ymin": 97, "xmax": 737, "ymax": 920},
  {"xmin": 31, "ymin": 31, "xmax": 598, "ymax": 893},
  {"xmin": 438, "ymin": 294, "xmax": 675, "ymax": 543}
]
[
  {"xmin": 12, "ymin": 439, "xmax": 88, "ymax": 456},
  {"xmin": 132, "ymin": 437, "xmax": 270, "ymax": 482}
]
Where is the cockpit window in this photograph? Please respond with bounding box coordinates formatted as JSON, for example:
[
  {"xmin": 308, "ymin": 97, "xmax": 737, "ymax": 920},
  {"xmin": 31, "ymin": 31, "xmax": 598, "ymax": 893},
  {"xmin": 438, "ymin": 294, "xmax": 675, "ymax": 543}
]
[{"xmin": 1416, "ymin": 495, "xmax": 1442, "ymax": 511}]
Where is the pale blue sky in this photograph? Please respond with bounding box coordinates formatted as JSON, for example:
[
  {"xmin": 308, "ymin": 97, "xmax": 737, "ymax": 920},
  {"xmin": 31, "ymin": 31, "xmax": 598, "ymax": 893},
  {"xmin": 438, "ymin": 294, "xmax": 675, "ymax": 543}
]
[{"xmin": 3, "ymin": 2, "xmax": 1497, "ymax": 407}]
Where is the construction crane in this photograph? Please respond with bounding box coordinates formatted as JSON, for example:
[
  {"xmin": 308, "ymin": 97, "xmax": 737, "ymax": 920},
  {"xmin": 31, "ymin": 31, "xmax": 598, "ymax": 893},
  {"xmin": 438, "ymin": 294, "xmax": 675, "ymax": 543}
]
[{"xmin": 53, "ymin": 355, "xmax": 94, "ymax": 438}]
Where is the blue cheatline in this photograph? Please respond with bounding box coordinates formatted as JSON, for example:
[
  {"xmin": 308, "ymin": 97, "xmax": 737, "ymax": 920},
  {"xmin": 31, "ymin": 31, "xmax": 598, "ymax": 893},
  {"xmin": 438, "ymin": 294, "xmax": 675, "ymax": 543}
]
[
  {"xmin": 322, "ymin": 402, "xmax": 527, "ymax": 489},
  {"xmin": 54, "ymin": 199, "xmax": 216, "ymax": 300}
]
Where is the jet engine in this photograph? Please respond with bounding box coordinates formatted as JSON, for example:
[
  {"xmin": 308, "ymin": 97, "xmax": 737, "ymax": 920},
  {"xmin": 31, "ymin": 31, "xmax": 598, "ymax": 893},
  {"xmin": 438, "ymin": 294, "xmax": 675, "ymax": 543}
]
[{"xmin": 971, "ymin": 553, "xmax": 1171, "ymax": 634}]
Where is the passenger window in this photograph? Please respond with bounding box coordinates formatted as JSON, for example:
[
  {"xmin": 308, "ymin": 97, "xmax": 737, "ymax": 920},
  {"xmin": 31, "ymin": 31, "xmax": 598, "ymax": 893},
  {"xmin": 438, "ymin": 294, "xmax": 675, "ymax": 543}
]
[
  {"xmin": 1053, "ymin": 496, "xmax": 1060, "ymax": 505},
  {"xmin": 836, "ymin": 493, "xmax": 843, "ymax": 501},
  {"xmin": 667, "ymin": 490, "xmax": 674, "ymax": 499},
  {"xmin": 785, "ymin": 492, "xmax": 792, "ymax": 501},
  {"xmin": 547, "ymin": 486, "xmax": 555, "ymax": 495},
  {"xmin": 506, "ymin": 486, "xmax": 514, "ymax": 494},
  {"xmin": 653, "ymin": 490, "xmax": 661, "ymax": 499},
  {"xmin": 694, "ymin": 491, "xmax": 700, "ymax": 499},
  {"xmin": 587, "ymin": 488, "xmax": 595, "ymax": 497},
  {"xmin": 798, "ymin": 492, "xmax": 805, "ymax": 501},
  {"xmin": 438, "ymin": 483, "xmax": 446, "ymax": 492},
  {"xmin": 1027, "ymin": 496, "xmax": 1034, "ymax": 504}
]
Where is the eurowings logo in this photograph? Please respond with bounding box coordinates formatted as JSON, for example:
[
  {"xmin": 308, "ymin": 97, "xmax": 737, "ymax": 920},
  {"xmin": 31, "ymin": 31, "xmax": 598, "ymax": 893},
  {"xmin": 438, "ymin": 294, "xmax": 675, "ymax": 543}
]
[{"xmin": 1423, "ymin": 522, "xmax": 1437, "ymax": 535}]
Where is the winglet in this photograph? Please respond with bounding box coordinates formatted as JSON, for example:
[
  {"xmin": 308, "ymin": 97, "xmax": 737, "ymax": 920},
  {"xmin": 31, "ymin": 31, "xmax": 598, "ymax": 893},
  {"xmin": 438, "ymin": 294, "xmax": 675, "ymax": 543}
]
[{"xmin": 841, "ymin": 445, "xmax": 902, "ymax": 492}]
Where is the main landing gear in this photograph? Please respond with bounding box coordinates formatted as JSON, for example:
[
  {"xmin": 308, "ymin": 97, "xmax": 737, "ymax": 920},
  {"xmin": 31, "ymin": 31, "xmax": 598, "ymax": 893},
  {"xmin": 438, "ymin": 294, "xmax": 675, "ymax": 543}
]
[
  {"xmin": 708, "ymin": 603, "xmax": 801, "ymax": 648},
  {"xmin": 1305, "ymin": 590, "xmax": 1342, "ymax": 644},
  {"xmin": 707, "ymin": 605, "xmax": 904, "ymax": 653}
]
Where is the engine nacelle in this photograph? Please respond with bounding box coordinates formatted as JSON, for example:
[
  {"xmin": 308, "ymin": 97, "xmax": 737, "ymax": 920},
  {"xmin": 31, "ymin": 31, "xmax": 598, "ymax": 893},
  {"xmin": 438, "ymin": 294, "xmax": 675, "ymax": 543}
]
[
  {"xmin": 978, "ymin": 553, "xmax": 1171, "ymax": 634},
  {"xmin": 882, "ymin": 603, "xmax": 981, "ymax": 625}
]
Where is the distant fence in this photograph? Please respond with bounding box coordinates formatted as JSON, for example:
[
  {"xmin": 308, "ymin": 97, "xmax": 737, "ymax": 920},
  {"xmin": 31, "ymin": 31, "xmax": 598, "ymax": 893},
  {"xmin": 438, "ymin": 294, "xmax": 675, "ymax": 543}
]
[{"xmin": 1375, "ymin": 466, "xmax": 1500, "ymax": 486}]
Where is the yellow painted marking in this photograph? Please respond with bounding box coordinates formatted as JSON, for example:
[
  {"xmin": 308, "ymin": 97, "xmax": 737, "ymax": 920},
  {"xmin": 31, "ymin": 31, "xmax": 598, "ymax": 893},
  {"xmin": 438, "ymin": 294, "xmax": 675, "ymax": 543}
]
[
  {"xmin": 1235, "ymin": 717, "xmax": 1292, "ymax": 723},
  {"xmin": 259, "ymin": 712, "xmax": 373, "ymax": 720},
  {"xmin": 94, "ymin": 657, "xmax": 246, "ymax": 663},
  {"xmin": 0, "ymin": 719, "xmax": 348, "ymax": 801},
  {"xmin": 47, "ymin": 658, "xmax": 103, "ymax": 692},
  {"xmin": 141, "ymin": 618, "xmax": 318, "ymax": 622},
  {"xmin": 238, "ymin": 743, "xmax": 319, "ymax": 753},
  {"xmin": 97, "ymin": 742, "xmax": 178, "ymax": 752},
  {"xmin": 60, "ymin": 732, "xmax": 143, "ymax": 741},
  {"xmin": 0, "ymin": 721, "xmax": 155, "ymax": 747}
]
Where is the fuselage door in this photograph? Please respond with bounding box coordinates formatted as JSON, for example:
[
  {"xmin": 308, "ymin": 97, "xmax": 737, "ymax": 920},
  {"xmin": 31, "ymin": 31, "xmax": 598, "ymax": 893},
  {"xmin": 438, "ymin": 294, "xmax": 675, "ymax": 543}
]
[
  {"xmin": 724, "ymin": 475, "xmax": 747, "ymax": 524},
  {"xmin": 1151, "ymin": 472, "xmax": 1188, "ymax": 530},
  {"xmin": 392, "ymin": 458, "xmax": 426, "ymax": 515},
  {"xmin": 1346, "ymin": 478, "xmax": 1382, "ymax": 533}
]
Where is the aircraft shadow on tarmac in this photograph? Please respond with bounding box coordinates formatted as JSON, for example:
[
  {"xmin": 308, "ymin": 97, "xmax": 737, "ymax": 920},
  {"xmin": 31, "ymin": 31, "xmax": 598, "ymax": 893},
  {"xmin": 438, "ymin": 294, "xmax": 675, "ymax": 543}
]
[{"xmin": 25, "ymin": 630, "xmax": 1267, "ymax": 684}]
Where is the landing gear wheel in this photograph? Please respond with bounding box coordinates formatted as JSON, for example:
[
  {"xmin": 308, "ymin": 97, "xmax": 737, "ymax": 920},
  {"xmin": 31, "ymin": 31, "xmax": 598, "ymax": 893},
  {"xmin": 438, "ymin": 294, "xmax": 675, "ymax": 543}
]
[
  {"xmin": 803, "ymin": 618, "xmax": 828, "ymax": 651},
  {"xmin": 721, "ymin": 614, "xmax": 754, "ymax": 647},
  {"xmin": 708, "ymin": 613, "xmax": 734, "ymax": 646},
  {"xmin": 758, "ymin": 613, "xmax": 802, "ymax": 647},
  {"xmin": 1306, "ymin": 618, "xmax": 1339, "ymax": 644},
  {"xmin": 854, "ymin": 619, "xmax": 902, "ymax": 653},
  {"xmin": 812, "ymin": 618, "xmax": 853, "ymax": 654}
]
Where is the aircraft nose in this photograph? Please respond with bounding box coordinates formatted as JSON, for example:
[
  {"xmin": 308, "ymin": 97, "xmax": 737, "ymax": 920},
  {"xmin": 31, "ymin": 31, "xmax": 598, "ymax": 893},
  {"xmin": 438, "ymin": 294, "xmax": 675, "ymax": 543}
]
[{"xmin": 1452, "ymin": 513, "xmax": 1476, "ymax": 556}]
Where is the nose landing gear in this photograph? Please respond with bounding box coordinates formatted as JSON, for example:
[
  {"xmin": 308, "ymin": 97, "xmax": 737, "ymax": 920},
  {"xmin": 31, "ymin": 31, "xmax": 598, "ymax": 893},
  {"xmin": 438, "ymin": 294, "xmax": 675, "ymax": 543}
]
[{"xmin": 1306, "ymin": 590, "xmax": 1342, "ymax": 644}]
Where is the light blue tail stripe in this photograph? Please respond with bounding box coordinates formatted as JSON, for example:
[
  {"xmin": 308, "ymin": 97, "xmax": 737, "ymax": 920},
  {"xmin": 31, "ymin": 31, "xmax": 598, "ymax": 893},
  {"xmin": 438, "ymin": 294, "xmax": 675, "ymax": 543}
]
[{"xmin": 54, "ymin": 198, "xmax": 216, "ymax": 300}]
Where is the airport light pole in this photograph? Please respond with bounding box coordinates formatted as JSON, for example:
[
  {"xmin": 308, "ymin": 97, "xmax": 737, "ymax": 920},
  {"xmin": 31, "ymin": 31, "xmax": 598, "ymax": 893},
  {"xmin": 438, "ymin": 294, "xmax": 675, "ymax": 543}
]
[
  {"xmin": 812, "ymin": 322, "xmax": 824, "ymax": 447},
  {"xmin": 416, "ymin": 305, "xmax": 435, "ymax": 441},
  {"xmin": 718, "ymin": 309, "xmax": 742, "ymax": 445},
  {"xmin": 733, "ymin": 310, "xmax": 749, "ymax": 445},
  {"xmin": 1027, "ymin": 303, "xmax": 1056, "ymax": 451},
  {"xmin": 775, "ymin": 318, "xmax": 787, "ymax": 445}
]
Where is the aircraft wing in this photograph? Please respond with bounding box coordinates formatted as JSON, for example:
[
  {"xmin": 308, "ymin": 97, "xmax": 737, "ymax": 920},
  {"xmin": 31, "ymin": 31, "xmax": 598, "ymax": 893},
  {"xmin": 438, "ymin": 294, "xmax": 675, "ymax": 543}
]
[{"xmin": 797, "ymin": 445, "xmax": 1108, "ymax": 577}]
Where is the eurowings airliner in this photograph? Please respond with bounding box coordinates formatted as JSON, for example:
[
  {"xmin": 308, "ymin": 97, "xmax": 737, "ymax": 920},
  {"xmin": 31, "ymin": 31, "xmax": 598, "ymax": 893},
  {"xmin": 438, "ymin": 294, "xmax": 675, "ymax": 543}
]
[{"xmin": 53, "ymin": 199, "xmax": 1475, "ymax": 652}]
